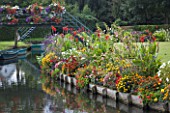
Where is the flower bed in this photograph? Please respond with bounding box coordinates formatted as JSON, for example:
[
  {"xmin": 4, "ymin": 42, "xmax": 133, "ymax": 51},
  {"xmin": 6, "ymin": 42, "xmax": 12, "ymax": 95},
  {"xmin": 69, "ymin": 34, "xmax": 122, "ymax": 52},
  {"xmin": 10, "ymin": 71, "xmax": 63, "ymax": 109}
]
[{"xmin": 38, "ymin": 23, "xmax": 170, "ymax": 112}]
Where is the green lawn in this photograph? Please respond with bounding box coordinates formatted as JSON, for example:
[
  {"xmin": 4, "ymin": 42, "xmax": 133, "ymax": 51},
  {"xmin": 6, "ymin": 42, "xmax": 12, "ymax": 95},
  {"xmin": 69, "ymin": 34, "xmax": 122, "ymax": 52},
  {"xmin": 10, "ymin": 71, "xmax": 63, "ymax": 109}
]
[
  {"xmin": 24, "ymin": 38, "xmax": 44, "ymax": 43},
  {"xmin": 158, "ymin": 42, "xmax": 170, "ymax": 63},
  {"xmin": 0, "ymin": 41, "xmax": 28, "ymax": 50}
]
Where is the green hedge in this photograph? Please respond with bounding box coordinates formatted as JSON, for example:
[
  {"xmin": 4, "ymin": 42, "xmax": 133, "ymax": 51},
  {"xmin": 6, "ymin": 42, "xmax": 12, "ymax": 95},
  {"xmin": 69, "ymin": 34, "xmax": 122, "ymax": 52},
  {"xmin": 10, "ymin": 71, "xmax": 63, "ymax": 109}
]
[
  {"xmin": 133, "ymin": 25, "xmax": 170, "ymax": 32},
  {"xmin": 121, "ymin": 25, "xmax": 170, "ymax": 32},
  {"xmin": 0, "ymin": 27, "xmax": 16, "ymax": 41},
  {"xmin": 0, "ymin": 27, "xmax": 51, "ymax": 41}
]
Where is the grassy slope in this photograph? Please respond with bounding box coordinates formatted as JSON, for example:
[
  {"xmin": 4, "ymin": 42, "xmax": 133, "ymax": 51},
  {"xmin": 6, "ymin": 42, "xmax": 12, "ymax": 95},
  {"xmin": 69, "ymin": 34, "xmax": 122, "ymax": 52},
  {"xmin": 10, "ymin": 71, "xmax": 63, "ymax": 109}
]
[
  {"xmin": 158, "ymin": 42, "xmax": 170, "ymax": 63},
  {"xmin": 0, "ymin": 41, "xmax": 28, "ymax": 50}
]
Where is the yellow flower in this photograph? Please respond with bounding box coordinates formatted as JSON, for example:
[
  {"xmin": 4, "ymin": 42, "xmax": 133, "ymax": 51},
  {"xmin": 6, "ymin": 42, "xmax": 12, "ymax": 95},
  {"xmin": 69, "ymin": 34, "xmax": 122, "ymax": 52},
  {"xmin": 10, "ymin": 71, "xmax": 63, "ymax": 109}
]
[
  {"xmin": 154, "ymin": 98, "xmax": 158, "ymax": 102},
  {"xmin": 161, "ymin": 89, "xmax": 164, "ymax": 93}
]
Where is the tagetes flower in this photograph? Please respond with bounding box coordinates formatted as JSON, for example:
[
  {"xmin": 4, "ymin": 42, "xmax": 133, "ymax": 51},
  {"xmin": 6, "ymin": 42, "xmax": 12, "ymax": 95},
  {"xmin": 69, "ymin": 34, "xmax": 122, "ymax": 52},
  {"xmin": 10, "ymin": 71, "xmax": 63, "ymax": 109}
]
[
  {"xmin": 161, "ymin": 89, "xmax": 164, "ymax": 93},
  {"xmin": 154, "ymin": 98, "xmax": 158, "ymax": 102},
  {"xmin": 42, "ymin": 52, "xmax": 55, "ymax": 67}
]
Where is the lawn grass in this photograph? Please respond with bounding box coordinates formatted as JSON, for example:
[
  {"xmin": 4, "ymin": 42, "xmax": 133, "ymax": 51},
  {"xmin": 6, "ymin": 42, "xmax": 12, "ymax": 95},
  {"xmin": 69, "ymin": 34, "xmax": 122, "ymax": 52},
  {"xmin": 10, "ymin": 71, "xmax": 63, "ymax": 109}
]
[
  {"xmin": 0, "ymin": 41, "xmax": 29, "ymax": 50},
  {"xmin": 158, "ymin": 42, "xmax": 170, "ymax": 63},
  {"xmin": 24, "ymin": 37, "xmax": 44, "ymax": 43}
]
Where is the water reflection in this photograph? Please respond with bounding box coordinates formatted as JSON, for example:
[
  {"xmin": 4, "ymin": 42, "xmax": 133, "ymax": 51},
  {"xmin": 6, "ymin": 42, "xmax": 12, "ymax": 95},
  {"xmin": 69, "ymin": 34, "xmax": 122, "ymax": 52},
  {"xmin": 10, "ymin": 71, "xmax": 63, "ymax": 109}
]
[{"xmin": 0, "ymin": 57, "xmax": 164, "ymax": 113}]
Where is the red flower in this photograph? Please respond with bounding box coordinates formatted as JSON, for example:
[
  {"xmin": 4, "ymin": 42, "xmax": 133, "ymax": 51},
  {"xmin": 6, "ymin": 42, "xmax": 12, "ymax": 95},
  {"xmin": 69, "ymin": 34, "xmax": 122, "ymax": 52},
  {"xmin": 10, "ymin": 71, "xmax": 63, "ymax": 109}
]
[
  {"xmin": 75, "ymin": 38, "xmax": 79, "ymax": 42},
  {"xmin": 82, "ymin": 27, "xmax": 85, "ymax": 31},
  {"xmin": 69, "ymin": 28, "xmax": 74, "ymax": 31},
  {"xmin": 152, "ymin": 36, "xmax": 156, "ymax": 41},
  {"xmin": 51, "ymin": 25, "xmax": 56, "ymax": 32},
  {"xmin": 97, "ymin": 33, "xmax": 101, "ymax": 38},
  {"xmin": 63, "ymin": 26, "xmax": 68, "ymax": 31},
  {"xmin": 50, "ymin": 60, "xmax": 53, "ymax": 62},
  {"xmin": 145, "ymin": 30, "xmax": 149, "ymax": 33},
  {"xmin": 140, "ymin": 36, "xmax": 145, "ymax": 42},
  {"xmin": 60, "ymin": 33, "xmax": 65, "ymax": 38},
  {"xmin": 73, "ymin": 31, "xmax": 77, "ymax": 36},
  {"xmin": 155, "ymin": 25, "xmax": 159, "ymax": 29},
  {"xmin": 105, "ymin": 35, "xmax": 109, "ymax": 40}
]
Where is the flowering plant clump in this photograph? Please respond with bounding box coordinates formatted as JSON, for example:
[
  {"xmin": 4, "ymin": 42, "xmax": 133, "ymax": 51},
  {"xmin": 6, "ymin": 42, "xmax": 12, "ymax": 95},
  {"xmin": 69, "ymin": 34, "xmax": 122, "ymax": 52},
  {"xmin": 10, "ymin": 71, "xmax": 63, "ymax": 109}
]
[
  {"xmin": 103, "ymin": 72, "xmax": 121, "ymax": 90},
  {"xmin": 0, "ymin": 2, "xmax": 66, "ymax": 24},
  {"xmin": 139, "ymin": 30, "xmax": 156, "ymax": 43},
  {"xmin": 161, "ymin": 84, "xmax": 170, "ymax": 102},
  {"xmin": 138, "ymin": 75, "xmax": 165, "ymax": 104},
  {"xmin": 116, "ymin": 75, "xmax": 133, "ymax": 93},
  {"xmin": 61, "ymin": 56, "xmax": 79, "ymax": 76},
  {"xmin": 76, "ymin": 76, "xmax": 89, "ymax": 89},
  {"xmin": 0, "ymin": 5, "xmax": 19, "ymax": 24},
  {"xmin": 132, "ymin": 41, "xmax": 162, "ymax": 76},
  {"xmin": 75, "ymin": 66, "xmax": 93, "ymax": 89},
  {"xmin": 25, "ymin": 2, "xmax": 66, "ymax": 24},
  {"xmin": 41, "ymin": 52, "xmax": 58, "ymax": 76},
  {"xmin": 131, "ymin": 74, "xmax": 144, "ymax": 94}
]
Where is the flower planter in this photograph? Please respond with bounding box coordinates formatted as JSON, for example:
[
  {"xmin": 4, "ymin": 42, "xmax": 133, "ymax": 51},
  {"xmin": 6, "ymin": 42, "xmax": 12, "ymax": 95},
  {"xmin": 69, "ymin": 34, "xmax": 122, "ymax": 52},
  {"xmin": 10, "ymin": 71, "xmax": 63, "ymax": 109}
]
[
  {"xmin": 88, "ymin": 92, "xmax": 97, "ymax": 100},
  {"xmin": 59, "ymin": 74, "xmax": 63, "ymax": 80},
  {"xmin": 148, "ymin": 102, "xmax": 168, "ymax": 112},
  {"xmin": 119, "ymin": 102, "xmax": 130, "ymax": 113},
  {"xmin": 72, "ymin": 86, "xmax": 79, "ymax": 94},
  {"xmin": 106, "ymin": 88, "xmax": 117, "ymax": 100},
  {"xmin": 96, "ymin": 85, "xmax": 107, "ymax": 96},
  {"xmin": 72, "ymin": 78, "xmax": 77, "ymax": 86},
  {"xmin": 96, "ymin": 95, "xmax": 107, "ymax": 104},
  {"xmin": 169, "ymin": 102, "xmax": 170, "ymax": 112},
  {"xmin": 66, "ymin": 84, "xmax": 72, "ymax": 92},
  {"xmin": 131, "ymin": 95, "xmax": 144, "ymax": 108},
  {"xmin": 130, "ymin": 106, "xmax": 144, "ymax": 113},
  {"xmin": 88, "ymin": 83, "xmax": 97, "ymax": 94},
  {"xmin": 63, "ymin": 82, "xmax": 66, "ymax": 89},
  {"xmin": 118, "ymin": 92, "xmax": 131, "ymax": 104},
  {"xmin": 66, "ymin": 76, "xmax": 72, "ymax": 84},
  {"xmin": 63, "ymin": 74, "xmax": 68, "ymax": 82},
  {"xmin": 106, "ymin": 97, "xmax": 117, "ymax": 108}
]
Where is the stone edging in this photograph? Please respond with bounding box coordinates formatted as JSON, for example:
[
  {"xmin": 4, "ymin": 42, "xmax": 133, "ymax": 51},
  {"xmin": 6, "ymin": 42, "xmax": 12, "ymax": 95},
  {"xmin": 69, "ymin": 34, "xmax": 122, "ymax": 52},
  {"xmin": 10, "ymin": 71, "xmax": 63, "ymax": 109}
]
[{"xmin": 58, "ymin": 74, "xmax": 170, "ymax": 112}]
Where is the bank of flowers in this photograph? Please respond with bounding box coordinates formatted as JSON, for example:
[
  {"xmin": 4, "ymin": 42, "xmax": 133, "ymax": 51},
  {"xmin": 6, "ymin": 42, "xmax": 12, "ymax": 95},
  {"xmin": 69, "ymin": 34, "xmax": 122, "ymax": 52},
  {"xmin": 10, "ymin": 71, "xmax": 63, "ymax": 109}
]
[
  {"xmin": 38, "ymin": 23, "xmax": 170, "ymax": 110},
  {"xmin": 0, "ymin": 2, "xmax": 65, "ymax": 24}
]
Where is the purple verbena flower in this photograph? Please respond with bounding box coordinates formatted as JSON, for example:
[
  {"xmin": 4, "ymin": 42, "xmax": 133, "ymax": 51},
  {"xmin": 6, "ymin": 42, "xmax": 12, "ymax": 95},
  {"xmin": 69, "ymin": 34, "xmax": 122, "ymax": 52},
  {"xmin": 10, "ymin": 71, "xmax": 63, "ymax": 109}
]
[
  {"xmin": 0, "ymin": 8, "xmax": 3, "ymax": 13},
  {"xmin": 45, "ymin": 6, "xmax": 51, "ymax": 13},
  {"xmin": 26, "ymin": 17, "xmax": 31, "ymax": 23}
]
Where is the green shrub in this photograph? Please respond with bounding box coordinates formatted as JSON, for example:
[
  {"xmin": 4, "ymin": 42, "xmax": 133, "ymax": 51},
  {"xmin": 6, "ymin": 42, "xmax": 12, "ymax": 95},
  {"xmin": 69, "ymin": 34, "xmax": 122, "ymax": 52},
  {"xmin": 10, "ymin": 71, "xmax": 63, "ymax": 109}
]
[
  {"xmin": 153, "ymin": 29, "xmax": 166, "ymax": 41},
  {"xmin": 153, "ymin": 29, "xmax": 170, "ymax": 41},
  {"xmin": 133, "ymin": 25, "xmax": 159, "ymax": 32}
]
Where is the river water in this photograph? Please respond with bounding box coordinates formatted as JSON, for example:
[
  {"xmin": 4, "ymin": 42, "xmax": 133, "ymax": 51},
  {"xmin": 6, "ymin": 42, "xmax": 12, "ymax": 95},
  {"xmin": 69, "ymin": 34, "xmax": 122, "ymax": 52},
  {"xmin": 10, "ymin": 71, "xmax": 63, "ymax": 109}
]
[{"xmin": 0, "ymin": 54, "xmax": 162, "ymax": 113}]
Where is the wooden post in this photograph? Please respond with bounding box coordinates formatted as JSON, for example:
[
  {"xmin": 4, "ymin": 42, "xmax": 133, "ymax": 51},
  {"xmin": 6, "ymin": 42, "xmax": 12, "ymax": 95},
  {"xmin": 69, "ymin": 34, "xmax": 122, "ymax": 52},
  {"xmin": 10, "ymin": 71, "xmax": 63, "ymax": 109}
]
[{"xmin": 13, "ymin": 28, "xmax": 20, "ymax": 49}]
